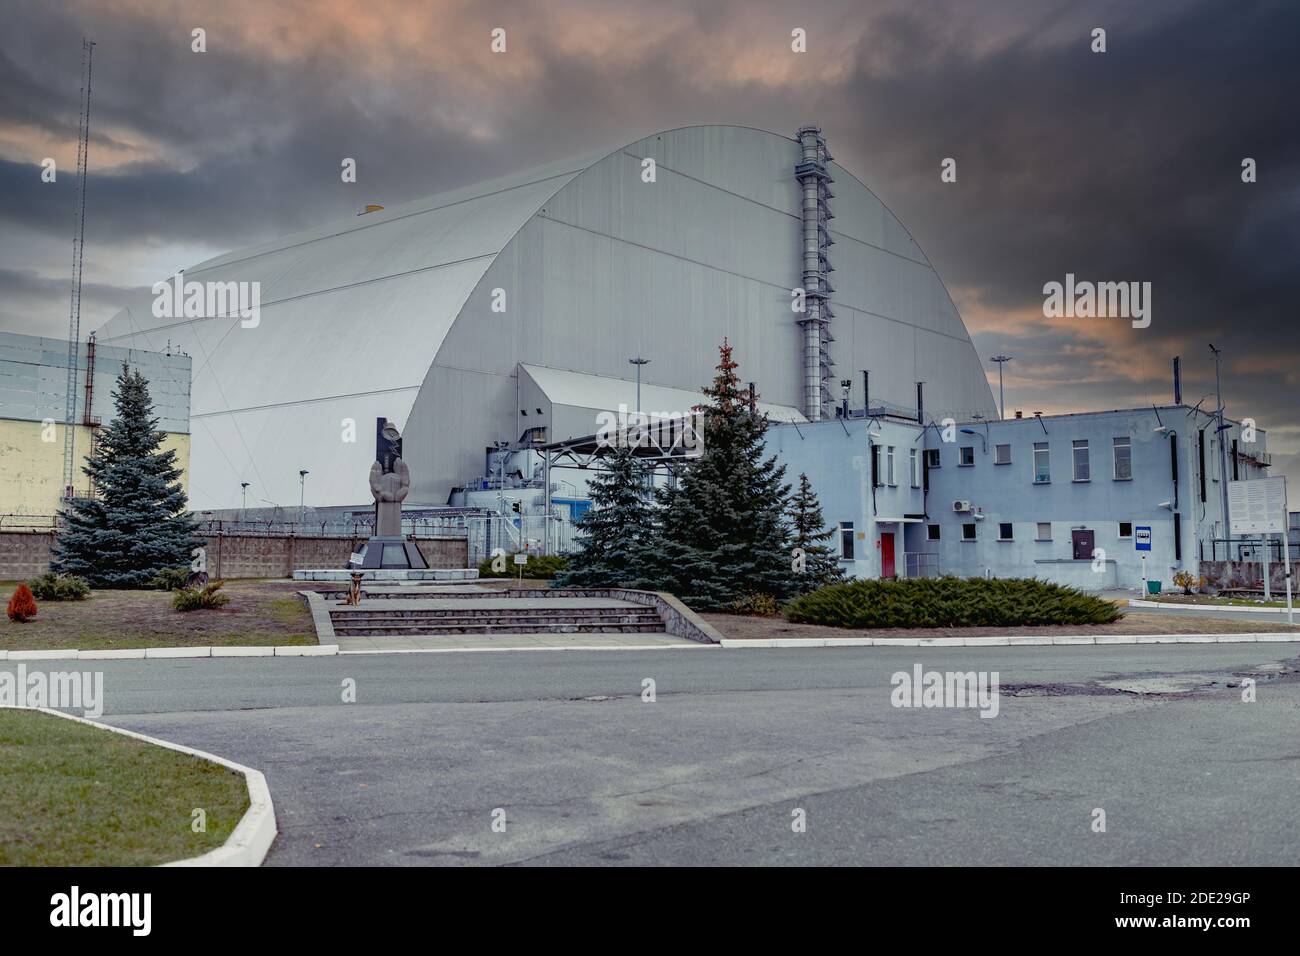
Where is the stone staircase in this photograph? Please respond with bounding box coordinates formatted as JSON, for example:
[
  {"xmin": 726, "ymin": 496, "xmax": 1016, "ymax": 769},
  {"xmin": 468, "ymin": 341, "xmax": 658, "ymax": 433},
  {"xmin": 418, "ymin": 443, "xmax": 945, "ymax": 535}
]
[{"xmin": 329, "ymin": 604, "xmax": 666, "ymax": 637}]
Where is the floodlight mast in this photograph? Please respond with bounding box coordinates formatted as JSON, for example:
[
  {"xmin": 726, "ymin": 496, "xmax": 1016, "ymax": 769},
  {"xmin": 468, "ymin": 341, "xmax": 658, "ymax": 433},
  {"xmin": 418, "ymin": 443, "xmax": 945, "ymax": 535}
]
[{"xmin": 62, "ymin": 38, "xmax": 96, "ymax": 502}]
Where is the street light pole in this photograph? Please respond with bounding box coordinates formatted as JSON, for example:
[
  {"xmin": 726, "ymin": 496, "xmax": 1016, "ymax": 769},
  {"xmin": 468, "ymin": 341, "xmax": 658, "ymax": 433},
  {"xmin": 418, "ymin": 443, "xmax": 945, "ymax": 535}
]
[
  {"xmin": 991, "ymin": 355, "xmax": 1012, "ymax": 420},
  {"xmin": 240, "ymin": 482, "xmax": 249, "ymax": 520},
  {"xmin": 298, "ymin": 470, "xmax": 309, "ymax": 526},
  {"xmin": 629, "ymin": 356, "xmax": 650, "ymax": 414}
]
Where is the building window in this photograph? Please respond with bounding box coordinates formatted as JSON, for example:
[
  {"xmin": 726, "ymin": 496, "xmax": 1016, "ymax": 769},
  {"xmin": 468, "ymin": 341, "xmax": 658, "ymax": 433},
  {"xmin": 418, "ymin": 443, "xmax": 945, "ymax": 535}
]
[
  {"xmin": 994, "ymin": 443, "xmax": 1012, "ymax": 465},
  {"xmin": 924, "ymin": 448, "xmax": 941, "ymax": 469},
  {"xmin": 959, "ymin": 446, "xmax": 975, "ymax": 466},
  {"xmin": 1291, "ymin": 511, "xmax": 1300, "ymax": 532},
  {"xmin": 910, "ymin": 448, "xmax": 920, "ymax": 488},
  {"xmin": 1033, "ymin": 442, "xmax": 1050, "ymax": 483},
  {"xmin": 839, "ymin": 522, "xmax": 855, "ymax": 560},
  {"xmin": 1118, "ymin": 522, "xmax": 1133, "ymax": 538},
  {"xmin": 962, "ymin": 523, "xmax": 977, "ymax": 541},
  {"xmin": 886, "ymin": 446, "xmax": 896, "ymax": 486},
  {"xmin": 1036, "ymin": 522, "xmax": 1052, "ymax": 541},
  {"xmin": 1072, "ymin": 440, "xmax": 1090, "ymax": 481},
  {"xmin": 927, "ymin": 524, "xmax": 941, "ymax": 541},
  {"xmin": 871, "ymin": 446, "xmax": 881, "ymax": 488},
  {"xmin": 998, "ymin": 522, "xmax": 1014, "ymax": 541},
  {"xmin": 1113, "ymin": 436, "xmax": 1132, "ymax": 480}
]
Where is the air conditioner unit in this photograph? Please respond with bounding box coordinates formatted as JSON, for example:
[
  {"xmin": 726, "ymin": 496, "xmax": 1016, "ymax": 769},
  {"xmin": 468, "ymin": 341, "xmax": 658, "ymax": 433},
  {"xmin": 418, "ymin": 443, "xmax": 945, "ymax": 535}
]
[{"xmin": 952, "ymin": 500, "xmax": 972, "ymax": 513}]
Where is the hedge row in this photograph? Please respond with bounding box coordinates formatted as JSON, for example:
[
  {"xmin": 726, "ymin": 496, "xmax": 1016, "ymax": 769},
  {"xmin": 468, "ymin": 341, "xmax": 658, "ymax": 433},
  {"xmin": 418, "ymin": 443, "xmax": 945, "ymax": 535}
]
[
  {"xmin": 782, "ymin": 576, "xmax": 1124, "ymax": 629},
  {"xmin": 477, "ymin": 553, "xmax": 569, "ymax": 579}
]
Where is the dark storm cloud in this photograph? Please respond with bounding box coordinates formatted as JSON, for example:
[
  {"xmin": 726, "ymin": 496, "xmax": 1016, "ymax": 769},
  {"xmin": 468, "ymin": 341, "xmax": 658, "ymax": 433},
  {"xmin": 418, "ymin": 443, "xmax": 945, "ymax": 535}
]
[{"xmin": 0, "ymin": 0, "xmax": 1296, "ymax": 478}]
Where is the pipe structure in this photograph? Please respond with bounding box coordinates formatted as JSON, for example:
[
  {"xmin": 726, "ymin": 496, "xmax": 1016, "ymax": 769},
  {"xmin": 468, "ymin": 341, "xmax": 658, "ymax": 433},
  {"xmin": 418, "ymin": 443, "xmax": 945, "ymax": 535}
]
[{"xmin": 795, "ymin": 126, "xmax": 835, "ymax": 421}]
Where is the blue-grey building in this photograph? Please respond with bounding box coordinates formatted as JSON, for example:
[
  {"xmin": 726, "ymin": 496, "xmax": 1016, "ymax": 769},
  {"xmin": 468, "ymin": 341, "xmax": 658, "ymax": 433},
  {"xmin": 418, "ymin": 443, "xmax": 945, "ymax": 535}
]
[{"xmin": 767, "ymin": 403, "xmax": 1270, "ymax": 590}]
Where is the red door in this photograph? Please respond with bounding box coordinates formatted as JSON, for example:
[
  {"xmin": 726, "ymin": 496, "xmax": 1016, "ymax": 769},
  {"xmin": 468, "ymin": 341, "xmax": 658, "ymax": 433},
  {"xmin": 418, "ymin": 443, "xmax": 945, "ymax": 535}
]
[{"xmin": 881, "ymin": 532, "xmax": 896, "ymax": 579}]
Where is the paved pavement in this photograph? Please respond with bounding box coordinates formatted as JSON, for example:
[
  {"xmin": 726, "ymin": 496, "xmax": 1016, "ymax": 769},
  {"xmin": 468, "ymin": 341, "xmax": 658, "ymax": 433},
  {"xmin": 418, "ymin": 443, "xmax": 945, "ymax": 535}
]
[{"xmin": 8, "ymin": 642, "xmax": 1295, "ymax": 865}]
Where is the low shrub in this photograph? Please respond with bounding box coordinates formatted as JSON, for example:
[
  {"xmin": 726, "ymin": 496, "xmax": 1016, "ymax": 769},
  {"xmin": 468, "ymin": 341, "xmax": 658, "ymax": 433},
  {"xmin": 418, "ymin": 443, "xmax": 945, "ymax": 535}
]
[
  {"xmin": 173, "ymin": 581, "xmax": 230, "ymax": 612},
  {"xmin": 478, "ymin": 553, "xmax": 569, "ymax": 579},
  {"xmin": 7, "ymin": 584, "xmax": 38, "ymax": 622},
  {"xmin": 151, "ymin": 567, "xmax": 191, "ymax": 591},
  {"xmin": 783, "ymin": 576, "xmax": 1124, "ymax": 629},
  {"xmin": 28, "ymin": 572, "xmax": 91, "ymax": 601},
  {"xmin": 724, "ymin": 593, "xmax": 780, "ymax": 617},
  {"xmin": 1171, "ymin": 570, "xmax": 1203, "ymax": 595}
]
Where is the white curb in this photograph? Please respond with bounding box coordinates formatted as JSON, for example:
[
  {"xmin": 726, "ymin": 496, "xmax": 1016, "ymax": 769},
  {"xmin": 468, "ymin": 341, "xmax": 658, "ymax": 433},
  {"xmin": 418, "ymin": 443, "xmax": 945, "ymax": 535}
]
[
  {"xmin": 337, "ymin": 642, "xmax": 719, "ymax": 655},
  {"xmin": 1128, "ymin": 598, "xmax": 1294, "ymax": 615},
  {"xmin": 14, "ymin": 707, "xmax": 276, "ymax": 867},
  {"xmin": 719, "ymin": 632, "xmax": 1300, "ymax": 649},
  {"xmin": 0, "ymin": 644, "xmax": 338, "ymax": 661}
]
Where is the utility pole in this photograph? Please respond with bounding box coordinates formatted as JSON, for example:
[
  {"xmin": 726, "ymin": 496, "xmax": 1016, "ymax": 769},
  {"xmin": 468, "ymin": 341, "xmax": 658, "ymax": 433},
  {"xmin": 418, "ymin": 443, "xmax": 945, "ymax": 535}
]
[
  {"xmin": 629, "ymin": 356, "xmax": 650, "ymax": 414},
  {"xmin": 62, "ymin": 37, "xmax": 95, "ymax": 502},
  {"xmin": 241, "ymin": 482, "xmax": 250, "ymax": 519},
  {"xmin": 991, "ymin": 355, "xmax": 1012, "ymax": 420},
  {"xmin": 298, "ymin": 470, "xmax": 309, "ymax": 526},
  {"xmin": 1209, "ymin": 344, "xmax": 1232, "ymax": 549}
]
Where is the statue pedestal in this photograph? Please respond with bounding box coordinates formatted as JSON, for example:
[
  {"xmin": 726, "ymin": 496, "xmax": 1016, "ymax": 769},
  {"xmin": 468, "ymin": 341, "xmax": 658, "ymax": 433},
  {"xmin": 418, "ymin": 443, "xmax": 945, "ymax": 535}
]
[{"xmin": 352, "ymin": 535, "xmax": 429, "ymax": 570}]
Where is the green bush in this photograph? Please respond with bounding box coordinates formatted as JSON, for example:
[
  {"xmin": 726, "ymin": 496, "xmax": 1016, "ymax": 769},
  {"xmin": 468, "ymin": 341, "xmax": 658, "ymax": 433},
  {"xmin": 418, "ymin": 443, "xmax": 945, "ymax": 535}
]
[
  {"xmin": 724, "ymin": 593, "xmax": 780, "ymax": 617},
  {"xmin": 27, "ymin": 573, "xmax": 91, "ymax": 601},
  {"xmin": 478, "ymin": 553, "xmax": 569, "ymax": 579},
  {"xmin": 783, "ymin": 576, "xmax": 1124, "ymax": 629},
  {"xmin": 151, "ymin": 567, "xmax": 191, "ymax": 591},
  {"xmin": 173, "ymin": 581, "xmax": 230, "ymax": 612}
]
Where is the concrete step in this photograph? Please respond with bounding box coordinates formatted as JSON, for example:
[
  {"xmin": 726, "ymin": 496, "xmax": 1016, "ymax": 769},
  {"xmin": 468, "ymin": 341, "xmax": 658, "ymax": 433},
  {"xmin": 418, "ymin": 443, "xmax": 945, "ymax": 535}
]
[
  {"xmin": 330, "ymin": 607, "xmax": 660, "ymax": 621},
  {"xmin": 332, "ymin": 622, "xmax": 669, "ymax": 636},
  {"xmin": 332, "ymin": 615, "xmax": 661, "ymax": 630}
]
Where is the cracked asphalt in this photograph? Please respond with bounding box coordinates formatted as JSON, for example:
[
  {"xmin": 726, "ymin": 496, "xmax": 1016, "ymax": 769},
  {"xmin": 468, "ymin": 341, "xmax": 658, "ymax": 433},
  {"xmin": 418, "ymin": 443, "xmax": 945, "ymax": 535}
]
[{"xmin": 11, "ymin": 642, "xmax": 1298, "ymax": 865}]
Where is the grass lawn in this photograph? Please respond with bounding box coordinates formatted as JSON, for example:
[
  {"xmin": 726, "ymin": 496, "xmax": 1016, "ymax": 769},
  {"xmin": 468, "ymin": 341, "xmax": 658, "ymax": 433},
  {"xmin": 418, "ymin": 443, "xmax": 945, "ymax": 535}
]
[
  {"xmin": 0, "ymin": 579, "xmax": 317, "ymax": 651},
  {"xmin": 0, "ymin": 708, "xmax": 249, "ymax": 866},
  {"xmin": 703, "ymin": 612, "xmax": 1300, "ymax": 640},
  {"xmin": 1146, "ymin": 593, "xmax": 1293, "ymax": 609}
]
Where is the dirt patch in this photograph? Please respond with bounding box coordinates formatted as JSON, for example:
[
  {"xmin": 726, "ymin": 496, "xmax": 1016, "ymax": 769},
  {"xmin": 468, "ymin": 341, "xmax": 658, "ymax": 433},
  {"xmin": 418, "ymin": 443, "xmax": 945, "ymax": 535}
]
[
  {"xmin": 701, "ymin": 612, "xmax": 1300, "ymax": 641},
  {"xmin": 0, "ymin": 579, "xmax": 316, "ymax": 651}
]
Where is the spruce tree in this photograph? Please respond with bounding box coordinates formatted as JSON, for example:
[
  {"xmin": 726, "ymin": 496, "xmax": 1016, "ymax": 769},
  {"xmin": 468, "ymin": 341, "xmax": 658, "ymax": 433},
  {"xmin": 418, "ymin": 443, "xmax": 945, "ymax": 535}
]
[
  {"xmin": 554, "ymin": 445, "xmax": 657, "ymax": 588},
  {"xmin": 640, "ymin": 340, "xmax": 796, "ymax": 610},
  {"xmin": 53, "ymin": 362, "xmax": 202, "ymax": 588},
  {"xmin": 789, "ymin": 472, "xmax": 844, "ymax": 591}
]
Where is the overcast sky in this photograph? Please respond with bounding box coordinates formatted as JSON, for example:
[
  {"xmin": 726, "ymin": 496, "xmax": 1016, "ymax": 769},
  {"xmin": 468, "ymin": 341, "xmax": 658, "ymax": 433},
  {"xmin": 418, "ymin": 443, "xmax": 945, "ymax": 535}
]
[{"xmin": 2, "ymin": 0, "xmax": 1297, "ymax": 484}]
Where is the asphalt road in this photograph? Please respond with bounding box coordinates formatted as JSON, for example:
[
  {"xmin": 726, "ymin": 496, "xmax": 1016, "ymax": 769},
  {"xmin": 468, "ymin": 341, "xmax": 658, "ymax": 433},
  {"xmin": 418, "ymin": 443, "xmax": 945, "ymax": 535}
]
[{"xmin": 7, "ymin": 643, "xmax": 1299, "ymax": 866}]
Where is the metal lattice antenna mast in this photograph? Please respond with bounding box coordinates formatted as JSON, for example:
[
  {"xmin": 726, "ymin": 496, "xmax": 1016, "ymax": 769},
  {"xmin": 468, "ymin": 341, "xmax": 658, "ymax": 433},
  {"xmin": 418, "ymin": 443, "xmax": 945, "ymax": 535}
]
[{"xmin": 62, "ymin": 37, "xmax": 95, "ymax": 501}]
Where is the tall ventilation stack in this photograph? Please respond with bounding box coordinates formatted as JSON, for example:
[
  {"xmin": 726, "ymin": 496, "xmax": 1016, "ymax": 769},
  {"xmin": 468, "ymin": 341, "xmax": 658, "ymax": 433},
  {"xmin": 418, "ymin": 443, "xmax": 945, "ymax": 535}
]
[{"xmin": 794, "ymin": 126, "xmax": 835, "ymax": 421}]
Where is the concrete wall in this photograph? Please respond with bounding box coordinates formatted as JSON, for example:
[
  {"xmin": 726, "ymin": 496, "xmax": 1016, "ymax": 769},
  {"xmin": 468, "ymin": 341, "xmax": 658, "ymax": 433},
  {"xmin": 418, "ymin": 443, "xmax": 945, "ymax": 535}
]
[
  {"xmin": 0, "ymin": 531, "xmax": 467, "ymax": 581},
  {"xmin": 0, "ymin": 419, "xmax": 190, "ymax": 516},
  {"xmin": 1201, "ymin": 560, "xmax": 1292, "ymax": 594}
]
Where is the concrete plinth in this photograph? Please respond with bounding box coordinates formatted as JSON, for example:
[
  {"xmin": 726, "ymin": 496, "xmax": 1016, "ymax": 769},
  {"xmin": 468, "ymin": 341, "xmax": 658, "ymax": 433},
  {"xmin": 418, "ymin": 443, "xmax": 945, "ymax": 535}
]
[{"xmin": 292, "ymin": 568, "xmax": 480, "ymax": 582}]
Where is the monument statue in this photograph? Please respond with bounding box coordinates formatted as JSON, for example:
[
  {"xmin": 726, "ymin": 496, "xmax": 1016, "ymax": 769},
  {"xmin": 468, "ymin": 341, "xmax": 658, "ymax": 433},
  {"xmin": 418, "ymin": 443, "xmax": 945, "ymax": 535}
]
[
  {"xmin": 350, "ymin": 417, "xmax": 428, "ymax": 571},
  {"xmin": 369, "ymin": 420, "xmax": 410, "ymax": 536}
]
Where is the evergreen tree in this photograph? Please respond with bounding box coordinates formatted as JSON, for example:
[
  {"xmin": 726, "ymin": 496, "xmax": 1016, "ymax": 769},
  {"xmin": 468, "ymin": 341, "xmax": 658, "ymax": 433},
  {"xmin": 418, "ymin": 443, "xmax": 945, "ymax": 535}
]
[
  {"xmin": 554, "ymin": 445, "xmax": 657, "ymax": 588},
  {"xmin": 789, "ymin": 472, "xmax": 844, "ymax": 591},
  {"xmin": 640, "ymin": 340, "xmax": 797, "ymax": 610},
  {"xmin": 53, "ymin": 362, "xmax": 202, "ymax": 588}
]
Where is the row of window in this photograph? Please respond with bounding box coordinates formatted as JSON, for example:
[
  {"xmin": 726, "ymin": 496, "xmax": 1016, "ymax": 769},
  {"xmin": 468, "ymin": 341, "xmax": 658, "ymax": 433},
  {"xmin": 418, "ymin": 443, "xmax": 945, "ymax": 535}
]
[
  {"xmin": 927, "ymin": 521, "xmax": 1136, "ymax": 542},
  {"xmin": 922, "ymin": 437, "xmax": 1133, "ymax": 483},
  {"xmin": 872, "ymin": 446, "xmax": 924, "ymax": 488},
  {"xmin": 836, "ymin": 520, "xmax": 1137, "ymax": 559}
]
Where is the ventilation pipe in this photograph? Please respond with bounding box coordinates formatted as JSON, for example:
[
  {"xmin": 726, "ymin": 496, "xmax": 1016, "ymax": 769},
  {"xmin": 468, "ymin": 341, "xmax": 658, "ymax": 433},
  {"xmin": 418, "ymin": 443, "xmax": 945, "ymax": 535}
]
[{"xmin": 795, "ymin": 126, "xmax": 835, "ymax": 421}]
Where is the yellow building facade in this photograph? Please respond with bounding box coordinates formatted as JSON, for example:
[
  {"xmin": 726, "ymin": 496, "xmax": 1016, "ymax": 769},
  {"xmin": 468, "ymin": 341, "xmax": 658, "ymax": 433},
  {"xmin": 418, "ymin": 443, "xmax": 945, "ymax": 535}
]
[{"xmin": 0, "ymin": 419, "xmax": 191, "ymax": 517}]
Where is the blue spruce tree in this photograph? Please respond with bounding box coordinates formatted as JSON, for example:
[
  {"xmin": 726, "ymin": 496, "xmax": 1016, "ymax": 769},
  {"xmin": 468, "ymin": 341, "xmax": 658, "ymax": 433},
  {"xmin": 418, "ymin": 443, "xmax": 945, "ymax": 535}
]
[
  {"xmin": 53, "ymin": 362, "xmax": 202, "ymax": 587},
  {"xmin": 641, "ymin": 341, "xmax": 796, "ymax": 610},
  {"xmin": 553, "ymin": 444, "xmax": 656, "ymax": 588}
]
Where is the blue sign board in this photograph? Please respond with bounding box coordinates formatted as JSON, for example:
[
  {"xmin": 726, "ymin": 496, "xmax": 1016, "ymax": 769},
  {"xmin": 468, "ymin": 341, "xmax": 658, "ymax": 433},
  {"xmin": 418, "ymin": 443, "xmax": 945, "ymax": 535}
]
[{"xmin": 1135, "ymin": 526, "xmax": 1152, "ymax": 552}]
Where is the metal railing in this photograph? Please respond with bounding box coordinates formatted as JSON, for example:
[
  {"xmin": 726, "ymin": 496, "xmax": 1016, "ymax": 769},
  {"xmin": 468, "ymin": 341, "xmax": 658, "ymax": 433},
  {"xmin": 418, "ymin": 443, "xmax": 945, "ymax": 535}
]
[
  {"xmin": 906, "ymin": 552, "xmax": 941, "ymax": 579},
  {"xmin": 1208, "ymin": 538, "xmax": 1300, "ymax": 563}
]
